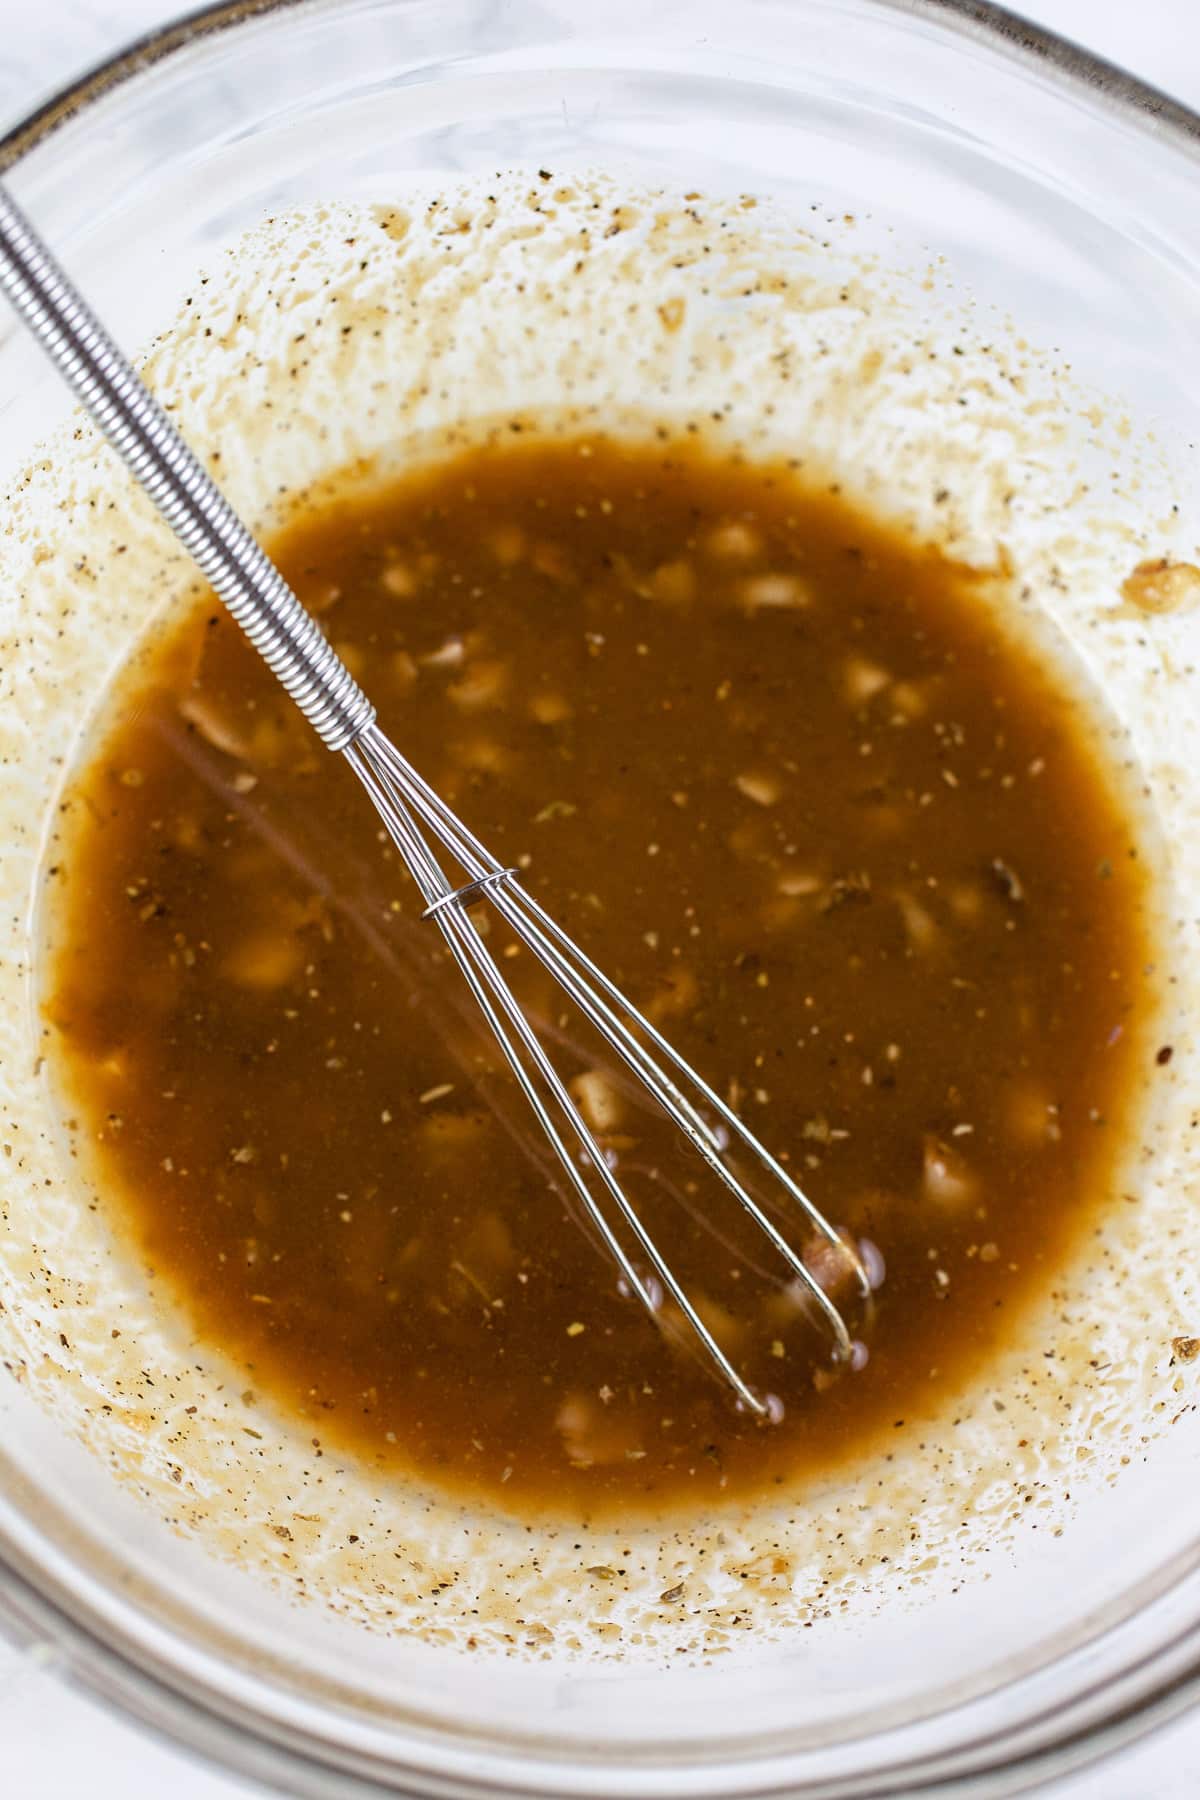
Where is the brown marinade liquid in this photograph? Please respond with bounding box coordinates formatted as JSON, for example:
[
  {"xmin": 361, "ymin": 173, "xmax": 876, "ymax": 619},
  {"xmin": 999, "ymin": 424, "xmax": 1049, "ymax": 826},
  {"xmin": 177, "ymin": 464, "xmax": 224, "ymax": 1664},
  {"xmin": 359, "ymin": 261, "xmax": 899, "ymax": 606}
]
[{"xmin": 44, "ymin": 435, "xmax": 1155, "ymax": 1516}]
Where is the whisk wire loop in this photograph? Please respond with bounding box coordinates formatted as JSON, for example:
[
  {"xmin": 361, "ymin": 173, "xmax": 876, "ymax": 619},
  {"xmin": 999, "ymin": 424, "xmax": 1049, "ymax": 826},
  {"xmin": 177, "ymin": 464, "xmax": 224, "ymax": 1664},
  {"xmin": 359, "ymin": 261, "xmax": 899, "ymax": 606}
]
[{"xmin": 352, "ymin": 725, "xmax": 869, "ymax": 1398}]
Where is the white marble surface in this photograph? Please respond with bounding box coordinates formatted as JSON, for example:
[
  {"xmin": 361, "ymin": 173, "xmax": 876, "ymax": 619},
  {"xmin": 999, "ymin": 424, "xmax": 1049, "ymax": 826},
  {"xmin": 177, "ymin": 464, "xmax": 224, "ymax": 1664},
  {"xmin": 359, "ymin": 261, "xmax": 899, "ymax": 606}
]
[{"xmin": 2, "ymin": 1, "xmax": 1200, "ymax": 1795}]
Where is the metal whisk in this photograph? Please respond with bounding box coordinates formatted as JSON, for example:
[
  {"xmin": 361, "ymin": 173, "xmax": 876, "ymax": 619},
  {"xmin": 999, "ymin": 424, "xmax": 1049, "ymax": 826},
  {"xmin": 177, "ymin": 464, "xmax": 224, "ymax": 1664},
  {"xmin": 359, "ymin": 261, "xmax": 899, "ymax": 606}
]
[{"xmin": 0, "ymin": 182, "xmax": 873, "ymax": 1415}]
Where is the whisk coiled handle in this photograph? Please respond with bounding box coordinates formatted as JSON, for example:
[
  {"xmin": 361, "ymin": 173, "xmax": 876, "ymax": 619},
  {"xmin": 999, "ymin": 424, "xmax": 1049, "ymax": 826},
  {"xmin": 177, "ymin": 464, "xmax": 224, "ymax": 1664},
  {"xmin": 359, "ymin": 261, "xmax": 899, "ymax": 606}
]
[{"xmin": 0, "ymin": 181, "xmax": 374, "ymax": 753}]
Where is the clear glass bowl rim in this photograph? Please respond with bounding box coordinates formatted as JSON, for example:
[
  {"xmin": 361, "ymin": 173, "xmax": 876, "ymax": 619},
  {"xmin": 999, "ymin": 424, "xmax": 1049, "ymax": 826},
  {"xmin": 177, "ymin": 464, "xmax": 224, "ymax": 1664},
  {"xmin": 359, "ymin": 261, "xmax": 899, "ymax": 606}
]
[{"xmin": 2, "ymin": 2, "xmax": 1200, "ymax": 1796}]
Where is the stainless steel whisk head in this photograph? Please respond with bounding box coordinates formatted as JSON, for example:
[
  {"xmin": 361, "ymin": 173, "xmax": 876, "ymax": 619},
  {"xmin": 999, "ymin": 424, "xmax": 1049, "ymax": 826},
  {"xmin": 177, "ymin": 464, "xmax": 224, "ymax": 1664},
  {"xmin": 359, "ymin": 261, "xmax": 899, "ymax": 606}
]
[
  {"xmin": 348, "ymin": 725, "xmax": 874, "ymax": 1411},
  {"xmin": 0, "ymin": 182, "xmax": 874, "ymax": 1414}
]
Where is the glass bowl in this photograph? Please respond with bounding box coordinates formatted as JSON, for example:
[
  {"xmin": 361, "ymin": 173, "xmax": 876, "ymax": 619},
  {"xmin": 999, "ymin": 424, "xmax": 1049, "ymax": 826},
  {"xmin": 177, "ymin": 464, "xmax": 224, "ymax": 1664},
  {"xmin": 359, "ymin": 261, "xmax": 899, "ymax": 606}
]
[{"xmin": 2, "ymin": 2, "xmax": 1200, "ymax": 1794}]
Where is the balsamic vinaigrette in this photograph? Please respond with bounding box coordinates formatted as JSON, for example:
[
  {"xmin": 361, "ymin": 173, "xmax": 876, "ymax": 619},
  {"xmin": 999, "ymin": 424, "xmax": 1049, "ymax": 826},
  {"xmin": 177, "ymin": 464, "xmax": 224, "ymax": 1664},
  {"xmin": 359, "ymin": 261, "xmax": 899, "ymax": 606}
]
[{"xmin": 44, "ymin": 436, "xmax": 1156, "ymax": 1516}]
